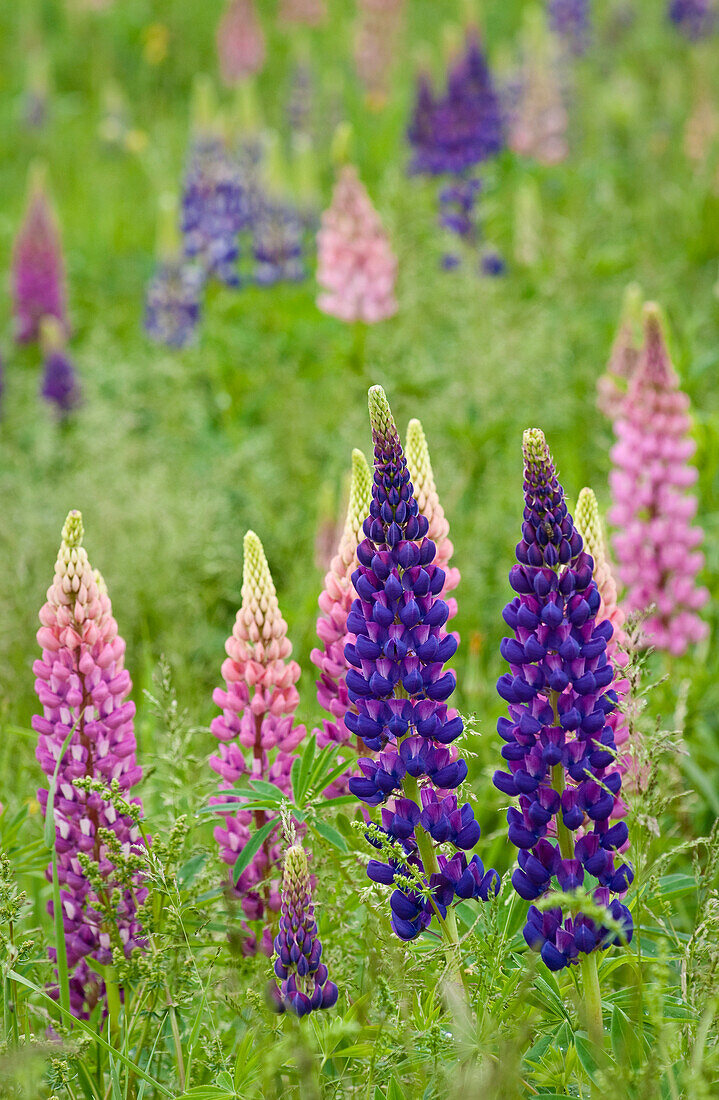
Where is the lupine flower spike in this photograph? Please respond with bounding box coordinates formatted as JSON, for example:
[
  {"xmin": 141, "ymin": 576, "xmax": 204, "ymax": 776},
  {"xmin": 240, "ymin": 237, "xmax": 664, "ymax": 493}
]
[
  {"xmin": 40, "ymin": 316, "xmax": 81, "ymax": 417},
  {"xmin": 574, "ymin": 488, "xmax": 633, "ymax": 808},
  {"xmin": 316, "ymin": 166, "xmax": 398, "ymax": 324},
  {"xmin": 12, "ymin": 165, "xmax": 67, "ymax": 344},
  {"xmin": 210, "ymin": 531, "xmax": 306, "ymax": 956},
  {"xmin": 495, "ymin": 430, "xmax": 633, "ymax": 980},
  {"xmin": 668, "ymin": 0, "xmax": 717, "ymax": 39},
  {"xmin": 144, "ymin": 194, "xmax": 203, "ymax": 349},
  {"xmin": 547, "ymin": 0, "xmax": 591, "ymax": 55},
  {"xmin": 33, "ymin": 511, "xmax": 146, "ymax": 1020},
  {"xmin": 216, "ymin": 0, "xmax": 266, "ymax": 86},
  {"xmin": 596, "ymin": 284, "xmax": 643, "ymax": 420},
  {"xmin": 354, "ymin": 0, "xmax": 406, "ymax": 109},
  {"xmin": 346, "ymin": 387, "xmax": 499, "ymax": 949},
  {"xmin": 311, "ymin": 450, "xmax": 373, "ymax": 796},
  {"xmin": 270, "ymin": 824, "xmax": 338, "ymax": 1016},
  {"xmin": 609, "ymin": 304, "xmax": 709, "ymax": 655},
  {"xmin": 509, "ymin": 11, "xmax": 568, "ymax": 166},
  {"xmin": 279, "ymin": 0, "xmax": 327, "ymax": 26}
]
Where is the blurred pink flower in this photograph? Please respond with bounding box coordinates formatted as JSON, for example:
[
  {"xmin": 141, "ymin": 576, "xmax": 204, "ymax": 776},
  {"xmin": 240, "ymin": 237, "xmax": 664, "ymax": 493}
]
[
  {"xmin": 12, "ymin": 168, "xmax": 67, "ymax": 343},
  {"xmin": 216, "ymin": 0, "xmax": 266, "ymax": 86}
]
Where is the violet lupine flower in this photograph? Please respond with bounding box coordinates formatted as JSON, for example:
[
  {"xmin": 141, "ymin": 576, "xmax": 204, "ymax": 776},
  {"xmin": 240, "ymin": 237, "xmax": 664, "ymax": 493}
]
[
  {"xmin": 668, "ymin": 0, "xmax": 717, "ymax": 38},
  {"xmin": 438, "ymin": 178, "xmax": 481, "ymax": 254},
  {"xmin": 270, "ymin": 835, "xmax": 338, "ymax": 1015},
  {"xmin": 33, "ymin": 511, "xmax": 146, "ymax": 1020},
  {"xmin": 252, "ymin": 200, "xmax": 306, "ymax": 286},
  {"xmin": 494, "ymin": 430, "xmax": 633, "ymax": 971},
  {"xmin": 316, "ymin": 166, "xmax": 398, "ymax": 324},
  {"xmin": 40, "ymin": 317, "xmax": 81, "ymax": 417},
  {"xmin": 311, "ymin": 450, "xmax": 373, "ymax": 797},
  {"xmin": 354, "ymin": 0, "xmax": 406, "ymax": 109},
  {"xmin": 345, "ymin": 386, "xmax": 499, "ymax": 941},
  {"xmin": 210, "ymin": 531, "xmax": 306, "ymax": 957},
  {"xmin": 144, "ymin": 261, "xmax": 203, "ymax": 349},
  {"xmin": 596, "ymin": 285, "xmax": 643, "ymax": 420},
  {"xmin": 12, "ymin": 169, "xmax": 67, "ymax": 344},
  {"xmin": 182, "ymin": 135, "xmax": 245, "ymax": 286},
  {"xmin": 405, "ymin": 418, "xmax": 460, "ymax": 623},
  {"xmin": 216, "ymin": 0, "xmax": 266, "ymax": 86},
  {"xmin": 609, "ymin": 305, "xmax": 709, "ymax": 656},
  {"xmin": 547, "ymin": 0, "xmax": 591, "ymax": 55}
]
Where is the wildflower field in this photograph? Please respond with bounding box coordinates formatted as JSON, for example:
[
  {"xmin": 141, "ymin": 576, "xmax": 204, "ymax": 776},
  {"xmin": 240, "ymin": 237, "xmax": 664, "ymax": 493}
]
[{"xmin": 1, "ymin": 0, "xmax": 719, "ymax": 1096}]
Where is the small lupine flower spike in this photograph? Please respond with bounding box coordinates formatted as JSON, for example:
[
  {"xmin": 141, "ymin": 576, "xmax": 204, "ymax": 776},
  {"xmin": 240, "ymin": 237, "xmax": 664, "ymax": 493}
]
[
  {"xmin": 270, "ymin": 832, "xmax": 338, "ymax": 1016},
  {"xmin": 12, "ymin": 165, "xmax": 67, "ymax": 344},
  {"xmin": 547, "ymin": 0, "xmax": 591, "ymax": 55},
  {"xmin": 596, "ymin": 284, "xmax": 643, "ymax": 420},
  {"xmin": 278, "ymin": 0, "xmax": 327, "ymax": 26},
  {"xmin": 405, "ymin": 418, "xmax": 460, "ymax": 622},
  {"xmin": 508, "ymin": 13, "xmax": 568, "ymax": 166},
  {"xmin": 40, "ymin": 316, "xmax": 81, "ymax": 417},
  {"xmin": 210, "ymin": 531, "xmax": 306, "ymax": 956},
  {"xmin": 495, "ymin": 430, "xmax": 633, "ymax": 972},
  {"xmin": 668, "ymin": 0, "xmax": 717, "ymax": 39},
  {"xmin": 144, "ymin": 194, "xmax": 203, "ymax": 349},
  {"xmin": 311, "ymin": 450, "xmax": 373, "ymax": 796},
  {"xmin": 216, "ymin": 0, "xmax": 266, "ymax": 86},
  {"xmin": 316, "ymin": 165, "xmax": 398, "ymax": 324},
  {"xmin": 609, "ymin": 304, "xmax": 709, "ymax": 656},
  {"xmin": 354, "ymin": 0, "xmax": 405, "ymax": 109},
  {"xmin": 33, "ymin": 512, "xmax": 146, "ymax": 1020},
  {"xmin": 574, "ymin": 488, "xmax": 633, "ymax": 809},
  {"xmin": 346, "ymin": 386, "xmax": 498, "ymax": 942}
]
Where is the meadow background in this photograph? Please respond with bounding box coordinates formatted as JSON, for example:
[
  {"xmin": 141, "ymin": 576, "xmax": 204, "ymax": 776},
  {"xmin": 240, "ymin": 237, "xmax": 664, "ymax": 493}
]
[{"xmin": 1, "ymin": 1, "xmax": 719, "ymax": 1097}]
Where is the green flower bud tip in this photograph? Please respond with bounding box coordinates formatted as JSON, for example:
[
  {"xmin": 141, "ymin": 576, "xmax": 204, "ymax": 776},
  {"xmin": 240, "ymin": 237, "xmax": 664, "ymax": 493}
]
[
  {"xmin": 344, "ymin": 448, "xmax": 372, "ymax": 543},
  {"xmin": 574, "ymin": 487, "xmax": 606, "ymax": 571},
  {"xmin": 522, "ymin": 427, "xmax": 551, "ymax": 470},
  {"xmin": 368, "ymin": 385, "xmax": 398, "ymax": 445}
]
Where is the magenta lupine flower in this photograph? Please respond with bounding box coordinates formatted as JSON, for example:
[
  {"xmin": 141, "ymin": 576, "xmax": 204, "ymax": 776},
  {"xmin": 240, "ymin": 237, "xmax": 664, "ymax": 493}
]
[
  {"xmin": 270, "ymin": 834, "xmax": 338, "ymax": 1016},
  {"xmin": 210, "ymin": 531, "xmax": 306, "ymax": 956},
  {"xmin": 311, "ymin": 449, "xmax": 373, "ymax": 797},
  {"xmin": 405, "ymin": 418, "xmax": 460, "ymax": 623},
  {"xmin": 596, "ymin": 285, "xmax": 643, "ymax": 420},
  {"xmin": 33, "ymin": 511, "xmax": 146, "ymax": 1020},
  {"xmin": 12, "ymin": 168, "xmax": 67, "ymax": 344},
  {"xmin": 495, "ymin": 431, "xmax": 633, "ymax": 972},
  {"xmin": 346, "ymin": 387, "xmax": 499, "ymax": 941},
  {"xmin": 216, "ymin": 0, "xmax": 266, "ymax": 86},
  {"xmin": 316, "ymin": 166, "xmax": 398, "ymax": 324},
  {"xmin": 609, "ymin": 305, "xmax": 709, "ymax": 656},
  {"xmin": 354, "ymin": 0, "xmax": 405, "ymax": 108}
]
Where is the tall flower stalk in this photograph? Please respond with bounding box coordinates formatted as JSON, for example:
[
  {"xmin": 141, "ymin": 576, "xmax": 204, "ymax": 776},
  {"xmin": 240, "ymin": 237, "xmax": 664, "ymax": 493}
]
[
  {"xmin": 596, "ymin": 284, "xmax": 643, "ymax": 420},
  {"xmin": 609, "ymin": 304, "xmax": 709, "ymax": 655},
  {"xmin": 33, "ymin": 511, "xmax": 146, "ymax": 1021},
  {"xmin": 346, "ymin": 386, "xmax": 498, "ymax": 963},
  {"xmin": 210, "ymin": 531, "xmax": 306, "ymax": 956},
  {"xmin": 494, "ymin": 430, "xmax": 633, "ymax": 1040},
  {"xmin": 311, "ymin": 449, "xmax": 373, "ymax": 796},
  {"xmin": 12, "ymin": 164, "xmax": 67, "ymax": 344}
]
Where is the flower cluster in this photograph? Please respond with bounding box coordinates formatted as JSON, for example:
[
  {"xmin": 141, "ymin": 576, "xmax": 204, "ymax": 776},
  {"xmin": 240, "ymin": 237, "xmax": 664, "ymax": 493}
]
[
  {"xmin": 252, "ymin": 200, "xmax": 306, "ymax": 286},
  {"xmin": 316, "ymin": 165, "xmax": 398, "ymax": 324},
  {"xmin": 270, "ymin": 836, "xmax": 338, "ymax": 1016},
  {"xmin": 12, "ymin": 167, "xmax": 67, "ymax": 344},
  {"xmin": 144, "ymin": 259, "xmax": 203, "ymax": 349},
  {"xmin": 182, "ymin": 135, "xmax": 246, "ymax": 286},
  {"xmin": 33, "ymin": 511, "xmax": 146, "ymax": 1019},
  {"xmin": 407, "ymin": 29, "xmax": 504, "ymax": 177},
  {"xmin": 311, "ymin": 449, "xmax": 373, "ymax": 796},
  {"xmin": 216, "ymin": 0, "xmax": 266, "ymax": 86},
  {"xmin": 346, "ymin": 386, "xmax": 498, "ymax": 940},
  {"xmin": 609, "ymin": 305, "xmax": 709, "ymax": 655},
  {"xmin": 210, "ymin": 531, "xmax": 306, "ymax": 956},
  {"xmin": 668, "ymin": 0, "xmax": 717, "ymax": 39},
  {"xmin": 494, "ymin": 430, "xmax": 633, "ymax": 971},
  {"xmin": 353, "ymin": 0, "xmax": 405, "ymax": 109},
  {"xmin": 547, "ymin": 0, "xmax": 591, "ymax": 55}
]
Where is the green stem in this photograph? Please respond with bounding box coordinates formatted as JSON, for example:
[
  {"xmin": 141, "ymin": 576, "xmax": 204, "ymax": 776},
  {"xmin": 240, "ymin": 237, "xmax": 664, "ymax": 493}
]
[
  {"xmin": 550, "ymin": 763, "xmax": 574, "ymax": 862},
  {"xmin": 580, "ymin": 951, "xmax": 604, "ymax": 1050}
]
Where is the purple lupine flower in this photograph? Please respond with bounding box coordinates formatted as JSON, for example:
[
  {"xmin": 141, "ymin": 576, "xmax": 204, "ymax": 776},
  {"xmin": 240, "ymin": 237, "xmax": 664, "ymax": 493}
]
[
  {"xmin": 547, "ymin": 0, "xmax": 591, "ymax": 54},
  {"xmin": 182, "ymin": 133, "xmax": 247, "ymax": 286},
  {"xmin": 40, "ymin": 318, "xmax": 81, "ymax": 417},
  {"xmin": 668, "ymin": 0, "xmax": 717, "ymax": 38},
  {"xmin": 12, "ymin": 168, "xmax": 67, "ymax": 344},
  {"xmin": 481, "ymin": 250, "xmax": 506, "ymax": 276},
  {"xmin": 270, "ymin": 833, "xmax": 338, "ymax": 1016},
  {"xmin": 345, "ymin": 386, "xmax": 499, "ymax": 941},
  {"xmin": 144, "ymin": 260, "xmax": 202, "ymax": 348},
  {"xmin": 439, "ymin": 178, "xmax": 481, "ymax": 245},
  {"xmin": 33, "ymin": 511, "xmax": 147, "ymax": 1020},
  {"xmin": 252, "ymin": 200, "xmax": 306, "ymax": 285},
  {"xmin": 494, "ymin": 429, "xmax": 633, "ymax": 972}
]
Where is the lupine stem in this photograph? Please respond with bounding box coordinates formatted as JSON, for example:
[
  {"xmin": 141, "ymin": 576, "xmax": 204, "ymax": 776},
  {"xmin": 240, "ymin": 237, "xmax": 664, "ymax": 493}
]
[{"xmin": 580, "ymin": 950, "xmax": 604, "ymax": 1050}]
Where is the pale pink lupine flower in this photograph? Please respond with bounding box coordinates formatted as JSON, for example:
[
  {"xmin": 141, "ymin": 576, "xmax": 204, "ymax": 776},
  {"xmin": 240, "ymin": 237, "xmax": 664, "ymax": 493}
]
[
  {"xmin": 12, "ymin": 167, "xmax": 67, "ymax": 344},
  {"xmin": 210, "ymin": 531, "xmax": 306, "ymax": 955},
  {"xmin": 354, "ymin": 0, "xmax": 405, "ymax": 108},
  {"xmin": 597, "ymin": 284, "xmax": 643, "ymax": 420},
  {"xmin": 609, "ymin": 304, "xmax": 709, "ymax": 656},
  {"xmin": 316, "ymin": 165, "xmax": 398, "ymax": 324},
  {"xmin": 216, "ymin": 0, "xmax": 266, "ymax": 86},
  {"xmin": 509, "ymin": 33, "xmax": 568, "ymax": 166},
  {"xmin": 279, "ymin": 0, "xmax": 327, "ymax": 25},
  {"xmin": 311, "ymin": 450, "xmax": 372, "ymax": 796},
  {"xmin": 405, "ymin": 418, "xmax": 460, "ymax": 622}
]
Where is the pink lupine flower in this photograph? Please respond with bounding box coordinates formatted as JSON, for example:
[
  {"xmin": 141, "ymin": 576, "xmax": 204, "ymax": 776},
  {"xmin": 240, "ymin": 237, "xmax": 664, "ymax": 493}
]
[
  {"xmin": 509, "ymin": 40, "xmax": 568, "ymax": 166},
  {"xmin": 12, "ymin": 166, "xmax": 67, "ymax": 344},
  {"xmin": 316, "ymin": 165, "xmax": 398, "ymax": 324},
  {"xmin": 33, "ymin": 511, "xmax": 146, "ymax": 1020},
  {"xmin": 216, "ymin": 0, "xmax": 266, "ymax": 86},
  {"xmin": 278, "ymin": 0, "xmax": 327, "ymax": 25},
  {"xmin": 310, "ymin": 449, "xmax": 372, "ymax": 796},
  {"xmin": 354, "ymin": 0, "xmax": 405, "ymax": 108},
  {"xmin": 405, "ymin": 418, "xmax": 460, "ymax": 622},
  {"xmin": 210, "ymin": 531, "xmax": 306, "ymax": 955},
  {"xmin": 609, "ymin": 304, "xmax": 709, "ymax": 656},
  {"xmin": 597, "ymin": 284, "xmax": 643, "ymax": 419}
]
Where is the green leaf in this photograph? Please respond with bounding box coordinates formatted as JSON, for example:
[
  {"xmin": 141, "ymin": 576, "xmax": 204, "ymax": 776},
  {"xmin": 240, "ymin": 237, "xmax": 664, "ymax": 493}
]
[
  {"xmin": 574, "ymin": 1032, "xmax": 613, "ymax": 1082},
  {"xmin": 178, "ymin": 852, "xmax": 208, "ymax": 886},
  {"xmin": 610, "ymin": 1004, "xmax": 641, "ymax": 1068},
  {"xmin": 313, "ymin": 819, "xmax": 348, "ymax": 852},
  {"xmin": 248, "ymin": 779, "xmax": 287, "ymax": 802},
  {"xmin": 293, "ymin": 734, "xmax": 316, "ymax": 807},
  {"xmin": 175, "ymin": 1090, "xmax": 235, "ymax": 1100},
  {"xmin": 233, "ymin": 819, "xmax": 278, "ymax": 886},
  {"xmin": 44, "ymin": 727, "xmax": 76, "ymax": 849}
]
